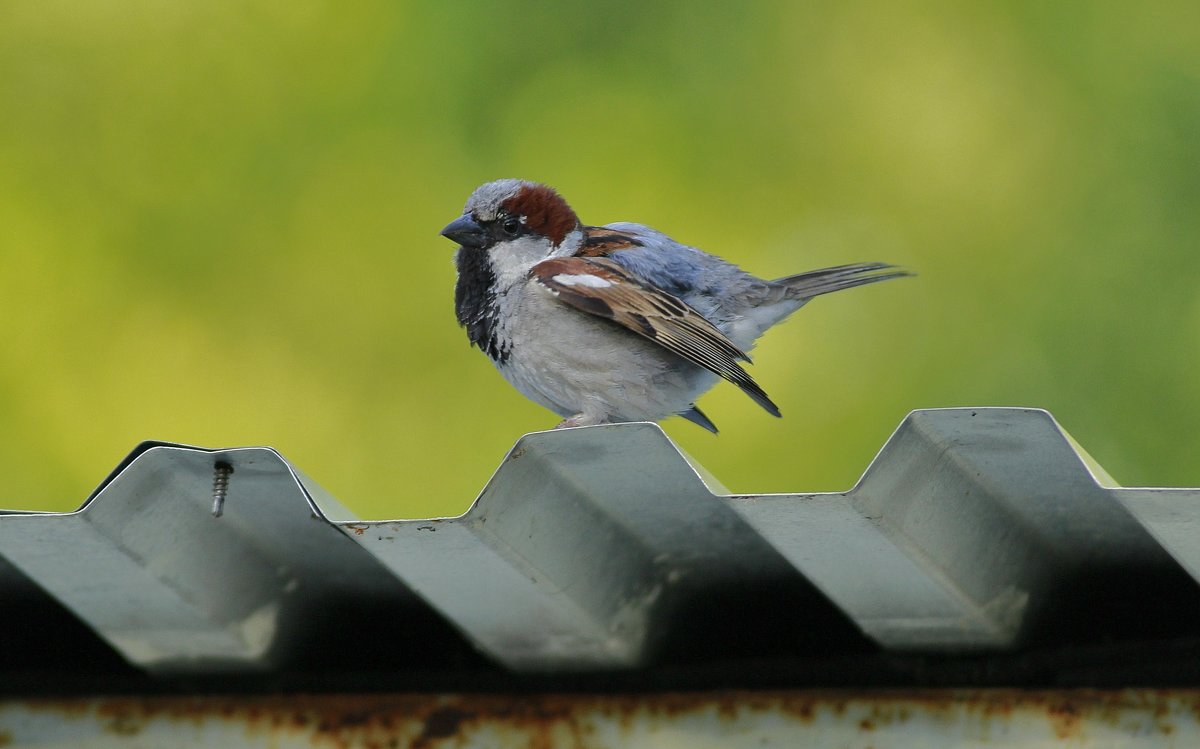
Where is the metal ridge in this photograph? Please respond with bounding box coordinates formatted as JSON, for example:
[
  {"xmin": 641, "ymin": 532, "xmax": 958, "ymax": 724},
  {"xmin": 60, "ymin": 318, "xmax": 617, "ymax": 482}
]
[{"xmin": 1, "ymin": 408, "xmax": 1198, "ymax": 674}]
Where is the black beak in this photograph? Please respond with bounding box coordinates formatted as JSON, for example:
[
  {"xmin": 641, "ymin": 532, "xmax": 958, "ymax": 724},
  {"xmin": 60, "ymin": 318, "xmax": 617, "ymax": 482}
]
[{"xmin": 440, "ymin": 215, "xmax": 488, "ymax": 248}]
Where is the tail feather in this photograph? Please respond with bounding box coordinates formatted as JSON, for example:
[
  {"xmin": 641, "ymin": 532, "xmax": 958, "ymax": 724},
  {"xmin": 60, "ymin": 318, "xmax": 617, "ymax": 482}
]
[{"xmin": 773, "ymin": 262, "xmax": 911, "ymax": 300}]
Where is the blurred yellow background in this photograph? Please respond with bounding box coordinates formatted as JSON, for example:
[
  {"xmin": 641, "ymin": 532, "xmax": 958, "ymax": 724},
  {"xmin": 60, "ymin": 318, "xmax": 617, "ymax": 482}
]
[{"xmin": 1, "ymin": 2, "xmax": 1197, "ymax": 518}]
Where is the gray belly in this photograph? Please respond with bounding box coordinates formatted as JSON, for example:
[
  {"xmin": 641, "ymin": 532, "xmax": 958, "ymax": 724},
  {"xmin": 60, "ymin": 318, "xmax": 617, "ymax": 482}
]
[{"xmin": 494, "ymin": 283, "xmax": 716, "ymax": 423}]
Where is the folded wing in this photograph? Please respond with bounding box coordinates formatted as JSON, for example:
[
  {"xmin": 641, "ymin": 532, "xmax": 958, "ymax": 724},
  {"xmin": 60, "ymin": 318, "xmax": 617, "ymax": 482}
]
[{"xmin": 531, "ymin": 256, "xmax": 781, "ymax": 417}]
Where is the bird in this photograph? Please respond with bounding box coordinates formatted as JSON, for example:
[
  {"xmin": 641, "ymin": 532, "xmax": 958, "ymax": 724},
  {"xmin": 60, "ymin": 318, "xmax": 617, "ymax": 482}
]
[{"xmin": 439, "ymin": 179, "xmax": 908, "ymax": 433}]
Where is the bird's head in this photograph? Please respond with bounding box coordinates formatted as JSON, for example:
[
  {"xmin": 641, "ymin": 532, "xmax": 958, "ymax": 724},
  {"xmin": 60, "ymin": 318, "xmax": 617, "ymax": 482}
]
[{"xmin": 440, "ymin": 180, "xmax": 582, "ymax": 272}]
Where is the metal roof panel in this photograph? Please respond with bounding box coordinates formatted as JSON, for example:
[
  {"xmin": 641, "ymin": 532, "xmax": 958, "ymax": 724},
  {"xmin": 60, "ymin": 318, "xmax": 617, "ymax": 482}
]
[{"xmin": 1, "ymin": 408, "xmax": 1198, "ymax": 676}]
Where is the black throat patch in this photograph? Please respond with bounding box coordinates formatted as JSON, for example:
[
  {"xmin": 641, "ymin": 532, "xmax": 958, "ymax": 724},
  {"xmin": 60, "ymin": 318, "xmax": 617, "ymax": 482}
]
[{"xmin": 454, "ymin": 248, "xmax": 509, "ymax": 364}]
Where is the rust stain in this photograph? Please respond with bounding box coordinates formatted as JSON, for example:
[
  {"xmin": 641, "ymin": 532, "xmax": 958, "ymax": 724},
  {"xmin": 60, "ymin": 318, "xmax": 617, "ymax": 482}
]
[
  {"xmin": 411, "ymin": 706, "xmax": 473, "ymax": 749},
  {"xmin": 1046, "ymin": 698, "xmax": 1083, "ymax": 739},
  {"xmin": 5, "ymin": 689, "xmax": 1199, "ymax": 747},
  {"xmin": 103, "ymin": 712, "xmax": 144, "ymax": 737}
]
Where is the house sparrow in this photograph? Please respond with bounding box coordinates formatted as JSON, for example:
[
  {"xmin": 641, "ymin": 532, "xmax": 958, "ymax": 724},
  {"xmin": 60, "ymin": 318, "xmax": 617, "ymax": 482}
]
[{"xmin": 440, "ymin": 179, "xmax": 908, "ymax": 432}]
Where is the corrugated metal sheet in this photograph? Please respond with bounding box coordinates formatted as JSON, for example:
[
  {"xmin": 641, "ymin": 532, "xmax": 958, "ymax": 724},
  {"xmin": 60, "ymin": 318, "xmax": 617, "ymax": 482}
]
[{"xmin": 1, "ymin": 407, "xmax": 1199, "ymax": 679}]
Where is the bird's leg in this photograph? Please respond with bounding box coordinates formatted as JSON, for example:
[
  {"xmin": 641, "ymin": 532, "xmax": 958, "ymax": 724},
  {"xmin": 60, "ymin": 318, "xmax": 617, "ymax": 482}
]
[{"xmin": 554, "ymin": 414, "xmax": 590, "ymax": 429}]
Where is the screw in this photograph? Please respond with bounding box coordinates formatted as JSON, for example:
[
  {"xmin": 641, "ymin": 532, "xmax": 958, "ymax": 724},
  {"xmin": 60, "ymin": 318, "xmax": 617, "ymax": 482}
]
[{"xmin": 212, "ymin": 461, "xmax": 234, "ymax": 518}]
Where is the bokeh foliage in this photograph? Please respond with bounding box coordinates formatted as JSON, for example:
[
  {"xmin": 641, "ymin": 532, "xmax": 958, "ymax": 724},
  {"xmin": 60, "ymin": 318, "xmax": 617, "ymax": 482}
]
[{"xmin": 1, "ymin": 1, "xmax": 1197, "ymax": 518}]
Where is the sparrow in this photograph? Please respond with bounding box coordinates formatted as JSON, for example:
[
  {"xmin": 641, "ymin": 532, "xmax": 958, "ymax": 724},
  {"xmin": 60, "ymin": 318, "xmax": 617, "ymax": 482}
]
[{"xmin": 440, "ymin": 179, "xmax": 908, "ymax": 433}]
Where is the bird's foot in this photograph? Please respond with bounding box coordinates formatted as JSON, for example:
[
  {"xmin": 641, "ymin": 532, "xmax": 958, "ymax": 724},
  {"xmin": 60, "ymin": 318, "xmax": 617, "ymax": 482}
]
[{"xmin": 553, "ymin": 414, "xmax": 590, "ymax": 429}]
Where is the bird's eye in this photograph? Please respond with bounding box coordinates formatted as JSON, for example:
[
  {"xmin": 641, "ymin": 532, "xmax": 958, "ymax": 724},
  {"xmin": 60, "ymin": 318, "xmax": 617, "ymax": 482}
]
[{"xmin": 501, "ymin": 217, "xmax": 521, "ymax": 236}]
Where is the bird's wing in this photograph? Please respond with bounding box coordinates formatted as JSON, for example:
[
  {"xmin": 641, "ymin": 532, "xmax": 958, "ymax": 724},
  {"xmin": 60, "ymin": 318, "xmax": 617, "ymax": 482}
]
[
  {"xmin": 575, "ymin": 225, "xmax": 646, "ymax": 256},
  {"xmin": 530, "ymin": 256, "xmax": 780, "ymax": 417}
]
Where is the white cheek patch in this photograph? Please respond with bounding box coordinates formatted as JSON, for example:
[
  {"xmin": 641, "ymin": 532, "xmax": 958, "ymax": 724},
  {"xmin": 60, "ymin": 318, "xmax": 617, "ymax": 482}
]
[{"xmin": 553, "ymin": 273, "xmax": 613, "ymax": 289}]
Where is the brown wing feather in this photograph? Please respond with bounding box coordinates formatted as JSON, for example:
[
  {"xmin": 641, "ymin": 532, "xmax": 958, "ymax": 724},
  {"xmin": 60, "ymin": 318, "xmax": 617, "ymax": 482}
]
[
  {"xmin": 531, "ymin": 256, "xmax": 781, "ymax": 417},
  {"xmin": 576, "ymin": 226, "xmax": 645, "ymax": 257}
]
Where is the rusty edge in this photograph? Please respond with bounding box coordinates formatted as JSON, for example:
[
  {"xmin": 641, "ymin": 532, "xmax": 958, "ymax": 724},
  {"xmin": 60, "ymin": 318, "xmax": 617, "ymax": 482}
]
[{"xmin": 2, "ymin": 690, "xmax": 1199, "ymax": 747}]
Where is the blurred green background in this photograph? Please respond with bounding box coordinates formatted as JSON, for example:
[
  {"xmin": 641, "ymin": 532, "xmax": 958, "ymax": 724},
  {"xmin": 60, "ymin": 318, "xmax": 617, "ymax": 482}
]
[{"xmin": 1, "ymin": 1, "xmax": 1197, "ymax": 518}]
